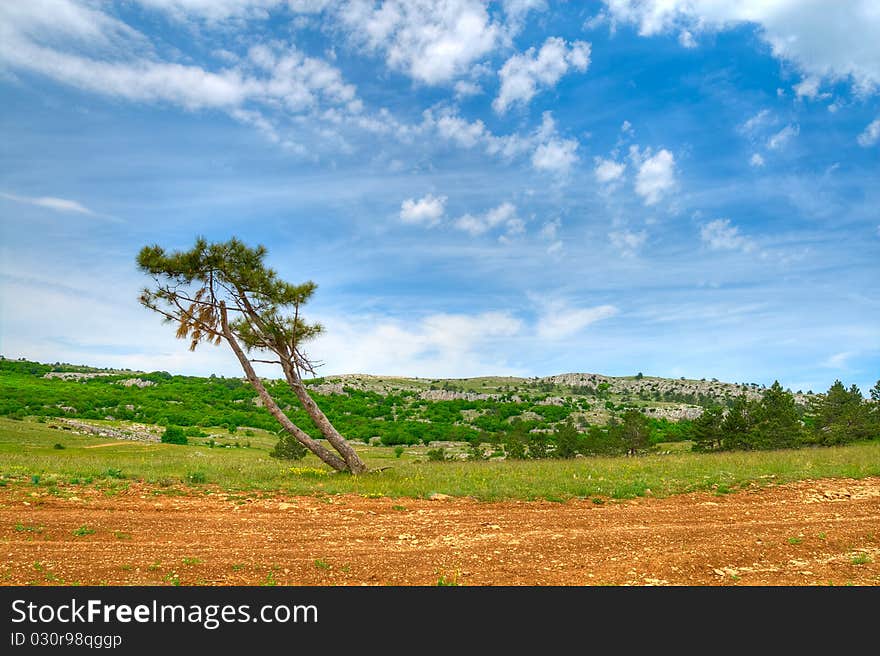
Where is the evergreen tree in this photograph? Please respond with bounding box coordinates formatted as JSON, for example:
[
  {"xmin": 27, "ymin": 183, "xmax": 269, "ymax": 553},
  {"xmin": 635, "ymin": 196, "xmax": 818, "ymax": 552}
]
[
  {"xmin": 720, "ymin": 395, "xmax": 754, "ymax": 450},
  {"xmin": 690, "ymin": 406, "xmax": 724, "ymax": 451},
  {"xmin": 503, "ymin": 421, "xmax": 528, "ymax": 460},
  {"xmin": 870, "ymin": 380, "xmax": 880, "ymax": 403},
  {"xmin": 138, "ymin": 237, "xmax": 367, "ymax": 473},
  {"xmin": 750, "ymin": 381, "xmax": 803, "ymax": 449},
  {"xmin": 619, "ymin": 409, "xmax": 650, "ymax": 455},
  {"xmin": 527, "ymin": 431, "xmax": 549, "ymax": 459},
  {"xmin": 813, "ymin": 380, "xmax": 872, "ymax": 445},
  {"xmin": 552, "ymin": 420, "xmax": 581, "ymax": 458}
]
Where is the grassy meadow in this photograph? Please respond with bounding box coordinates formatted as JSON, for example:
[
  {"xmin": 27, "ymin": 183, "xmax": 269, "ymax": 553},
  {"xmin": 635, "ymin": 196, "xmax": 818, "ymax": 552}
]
[{"xmin": 1, "ymin": 417, "xmax": 878, "ymax": 502}]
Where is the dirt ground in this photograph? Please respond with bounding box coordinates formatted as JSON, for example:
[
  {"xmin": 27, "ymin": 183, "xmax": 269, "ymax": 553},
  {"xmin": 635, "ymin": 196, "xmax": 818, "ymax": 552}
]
[{"xmin": 1, "ymin": 478, "xmax": 879, "ymax": 586}]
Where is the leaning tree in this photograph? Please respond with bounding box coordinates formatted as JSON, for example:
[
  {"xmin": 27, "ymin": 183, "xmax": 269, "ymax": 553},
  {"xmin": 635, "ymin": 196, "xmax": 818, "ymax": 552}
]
[{"xmin": 137, "ymin": 237, "xmax": 368, "ymax": 474}]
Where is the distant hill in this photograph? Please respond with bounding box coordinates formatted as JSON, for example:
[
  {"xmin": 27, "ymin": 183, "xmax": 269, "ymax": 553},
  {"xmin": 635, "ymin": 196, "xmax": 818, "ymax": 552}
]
[{"xmin": 1, "ymin": 356, "xmax": 818, "ymax": 442}]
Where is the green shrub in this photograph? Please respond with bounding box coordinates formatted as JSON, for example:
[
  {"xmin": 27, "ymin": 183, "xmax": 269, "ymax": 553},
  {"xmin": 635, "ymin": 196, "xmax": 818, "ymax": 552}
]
[
  {"xmin": 186, "ymin": 471, "xmax": 207, "ymax": 484},
  {"xmin": 426, "ymin": 447, "xmax": 447, "ymax": 461},
  {"xmin": 161, "ymin": 426, "xmax": 188, "ymax": 445},
  {"xmin": 269, "ymin": 435, "xmax": 307, "ymax": 460}
]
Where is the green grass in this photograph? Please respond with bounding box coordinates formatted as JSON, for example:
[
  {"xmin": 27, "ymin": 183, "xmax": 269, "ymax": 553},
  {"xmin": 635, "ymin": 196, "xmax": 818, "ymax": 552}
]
[{"xmin": 1, "ymin": 417, "xmax": 878, "ymax": 502}]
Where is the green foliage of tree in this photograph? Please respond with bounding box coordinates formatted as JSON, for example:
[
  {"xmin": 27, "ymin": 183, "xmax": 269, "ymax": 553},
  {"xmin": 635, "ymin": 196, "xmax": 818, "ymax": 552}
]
[
  {"xmin": 690, "ymin": 406, "xmax": 724, "ymax": 452},
  {"xmin": 812, "ymin": 380, "xmax": 873, "ymax": 445},
  {"xmin": 552, "ymin": 420, "xmax": 581, "ymax": 458},
  {"xmin": 503, "ymin": 422, "xmax": 529, "ymax": 460},
  {"xmin": 580, "ymin": 424, "xmax": 624, "ymax": 456},
  {"xmin": 269, "ymin": 434, "xmax": 307, "ymax": 460},
  {"xmin": 617, "ymin": 409, "xmax": 650, "ymax": 455},
  {"xmin": 161, "ymin": 425, "xmax": 188, "ymax": 445},
  {"xmin": 720, "ymin": 395, "xmax": 754, "ymax": 450},
  {"xmin": 749, "ymin": 381, "xmax": 803, "ymax": 450},
  {"xmin": 527, "ymin": 431, "xmax": 549, "ymax": 459},
  {"xmin": 138, "ymin": 237, "xmax": 367, "ymax": 473}
]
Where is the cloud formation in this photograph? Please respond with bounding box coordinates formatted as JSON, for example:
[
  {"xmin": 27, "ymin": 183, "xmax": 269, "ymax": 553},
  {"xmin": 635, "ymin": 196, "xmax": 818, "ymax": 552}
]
[
  {"xmin": 493, "ymin": 36, "xmax": 590, "ymax": 113},
  {"xmin": 0, "ymin": 191, "xmax": 95, "ymax": 215},
  {"xmin": 454, "ymin": 202, "xmax": 522, "ymax": 240},
  {"xmin": 400, "ymin": 193, "xmax": 446, "ymax": 226},
  {"xmin": 630, "ymin": 146, "xmax": 676, "ymax": 205},
  {"xmin": 535, "ymin": 299, "xmax": 618, "ymax": 340},
  {"xmin": 857, "ymin": 118, "xmax": 880, "ymax": 147},
  {"xmin": 700, "ymin": 219, "xmax": 755, "ymax": 253},
  {"xmin": 337, "ymin": 0, "xmax": 500, "ymax": 85}
]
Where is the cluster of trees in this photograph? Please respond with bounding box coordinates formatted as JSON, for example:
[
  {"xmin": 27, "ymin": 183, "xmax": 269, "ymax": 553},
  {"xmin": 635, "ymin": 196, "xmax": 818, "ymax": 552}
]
[
  {"xmin": 487, "ymin": 410, "xmax": 653, "ymax": 460},
  {"xmin": 691, "ymin": 380, "xmax": 880, "ymax": 452}
]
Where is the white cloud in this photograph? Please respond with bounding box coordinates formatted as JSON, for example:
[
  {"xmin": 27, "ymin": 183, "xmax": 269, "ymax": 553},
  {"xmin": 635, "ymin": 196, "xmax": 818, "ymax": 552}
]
[
  {"xmin": 767, "ymin": 123, "xmax": 799, "ymax": 150},
  {"xmin": 337, "ymin": 0, "xmax": 500, "ymax": 85},
  {"xmin": 134, "ymin": 0, "xmax": 290, "ymax": 22},
  {"xmin": 0, "ymin": 2, "xmax": 363, "ymax": 149},
  {"xmin": 399, "ymin": 193, "xmax": 446, "ymax": 226},
  {"xmin": 502, "ymin": 0, "xmax": 548, "ymax": 23},
  {"xmin": 740, "ymin": 109, "xmax": 772, "ymax": 135},
  {"xmin": 535, "ymin": 299, "xmax": 618, "ymax": 340},
  {"xmin": 793, "ymin": 76, "xmax": 824, "ymax": 100},
  {"xmin": 454, "ymin": 201, "xmax": 518, "ymax": 236},
  {"xmin": 630, "ymin": 146, "xmax": 676, "ymax": 205},
  {"xmin": 594, "ymin": 157, "xmax": 626, "ymax": 184},
  {"xmin": 540, "ymin": 218, "xmax": 560, "ymax": 240},
  {"xmin": 749, "ymin": 153, "xmax": 765, "ymax": 167},
  {"xmin": 857, "ymin": 118, "xmax": 880, "ymax": 147},
  {"xmin": 600, "ymin": 1, "xmax": 880, "ymax": 94},
  {"xmin": 453, "ymin": 79, "xmax": 482, "ymax": 98},
  {"xmin": 678, "ymin": 29, "xmax": 696, "ymax": 48},
  {"xmin": 539, "ymin": 219, "xmax": 562, "ymax": 254},
  {"xmin": 532, "ymin": 137, "xmax": 578, "ymax": 174},
  {"xmin": 700, "ymin": 219, "xmax": 755, "ymax": 253},
  {"xmin": 0, "ymin": 191, "xmax": 95, "ymax": 215},
  {"xmin": 313, "ymin": 310, "xmax": 524, "ymax": 377},
  {"xmin": 609, "ymin": 229, "xmax": 647, "ymax": 257},
  {"xmin": 822, "ymin": 351, "xmax": 853, "ymax": 369},
  {"xmin": 493, "ymin": 36, "xmax": 591, "ymax": 113},
  {"xmin": 434, "ymin": 112, "xmax": 488, "ymax": 148}
]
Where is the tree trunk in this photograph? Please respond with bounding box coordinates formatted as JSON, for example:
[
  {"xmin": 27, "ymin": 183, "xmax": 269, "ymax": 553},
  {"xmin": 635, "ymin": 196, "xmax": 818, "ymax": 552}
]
[
  {"xmin": 280, "ymin": 361, "xmax": 368, "ymax": 475},
  {"xmin": 219, "ymin": 303, "xmax": 349, "ymax": 472}
]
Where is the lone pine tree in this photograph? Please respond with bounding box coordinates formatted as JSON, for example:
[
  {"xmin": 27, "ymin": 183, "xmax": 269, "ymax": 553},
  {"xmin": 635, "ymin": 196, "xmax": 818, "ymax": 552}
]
[{"xmin": 137, "ymin": 237, "xmax": 367, "ymax": 474}]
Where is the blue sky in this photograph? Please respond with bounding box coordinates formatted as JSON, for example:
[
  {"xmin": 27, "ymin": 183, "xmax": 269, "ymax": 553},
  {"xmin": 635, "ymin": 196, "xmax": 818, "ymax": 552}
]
[{"xmin": 1, "ymin": 1, "xmax": 878, "ymax": 394}]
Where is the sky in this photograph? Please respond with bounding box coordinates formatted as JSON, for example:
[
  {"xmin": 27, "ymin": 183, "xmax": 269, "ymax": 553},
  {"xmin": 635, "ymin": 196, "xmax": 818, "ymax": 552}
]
[{"xmin": 0, "ymin": 0, "xmax": 878, "ymax": 395}]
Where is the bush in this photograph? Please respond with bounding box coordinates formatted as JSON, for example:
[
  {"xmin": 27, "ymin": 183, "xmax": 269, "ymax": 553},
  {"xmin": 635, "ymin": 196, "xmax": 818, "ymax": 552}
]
[
  {"xmin": 426, "ymin": 447, "xmax": 447, "ymax": 461},
  {"xmin": 394, "ymin": 446, "xmax": 405, "ymax": 458},
  {"xmin": 161, "ymin": 426, "xmax": 188, "ymax": 445},
  {"xmin": 269, "ymin": 435, "xmax": 307, "ymax": 460},
  {"xmin": 186, "ymin": 471, "xmax": 207, "ymax": 484}
]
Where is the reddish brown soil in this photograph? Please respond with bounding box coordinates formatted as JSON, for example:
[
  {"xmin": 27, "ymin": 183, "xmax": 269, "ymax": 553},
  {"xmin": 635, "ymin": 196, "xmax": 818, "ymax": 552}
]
[{"xmin": 2, "ymin": 478, "xmax": 879, "ymax": 586}]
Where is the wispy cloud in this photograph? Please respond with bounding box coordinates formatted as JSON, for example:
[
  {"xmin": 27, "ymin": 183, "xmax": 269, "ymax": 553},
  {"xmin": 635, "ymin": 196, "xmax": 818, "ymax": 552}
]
[
  {"xmin": 767, "ymin": 123, "xmax": 799, "ymax": 150},
  {"xmin": 700, "ymin": 219, "xmax": 755, "ymax": 253},
  {"xmin": 534, "ymin": 298, "xmax": 618, "ymax": 340},
  {"xmin": 1, "ymin": 191, "xmax": 95, "ymax": 215}
]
